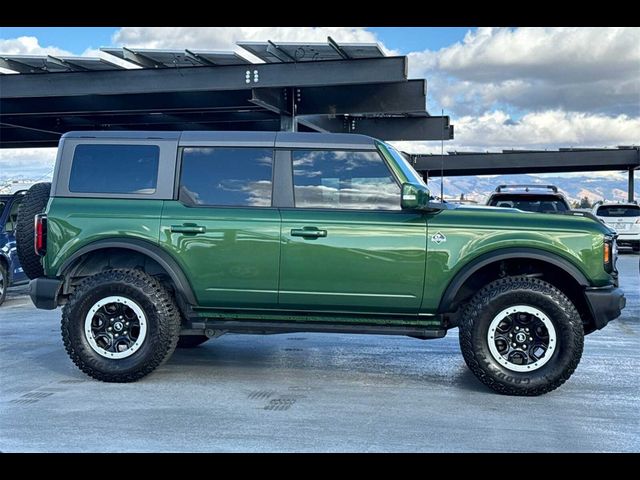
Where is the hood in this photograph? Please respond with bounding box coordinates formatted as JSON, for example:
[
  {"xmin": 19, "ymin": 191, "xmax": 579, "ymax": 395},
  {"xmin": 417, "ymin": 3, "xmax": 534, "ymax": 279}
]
[{"xmin": 450, "ymin": 204, "xmax": 612, "ymax": 235}]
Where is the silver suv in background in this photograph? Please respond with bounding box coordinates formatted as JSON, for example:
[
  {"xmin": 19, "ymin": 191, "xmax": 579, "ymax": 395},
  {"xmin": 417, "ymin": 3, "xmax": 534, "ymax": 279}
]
[{"xmin": 592, "ymin": 202, "xmax": 640, "ymax": 252}]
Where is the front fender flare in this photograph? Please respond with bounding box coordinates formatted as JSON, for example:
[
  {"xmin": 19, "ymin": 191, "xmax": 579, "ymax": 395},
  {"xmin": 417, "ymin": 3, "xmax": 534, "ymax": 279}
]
[{"xmin": 437, "ymin": 247, "xmax": 589, "ymax": 313}]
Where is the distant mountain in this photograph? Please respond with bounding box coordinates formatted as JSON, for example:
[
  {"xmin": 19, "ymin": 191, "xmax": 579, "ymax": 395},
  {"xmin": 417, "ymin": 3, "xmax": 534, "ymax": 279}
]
[{"xmin": 431, "ymin": 173, "xmax": 639, "ymax": 205}]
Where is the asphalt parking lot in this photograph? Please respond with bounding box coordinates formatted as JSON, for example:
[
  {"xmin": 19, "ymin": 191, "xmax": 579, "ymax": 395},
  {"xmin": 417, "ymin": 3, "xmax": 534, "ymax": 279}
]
[{"xmin": 0, "ymin": 253, "xmax": 638, "ymax": 452}]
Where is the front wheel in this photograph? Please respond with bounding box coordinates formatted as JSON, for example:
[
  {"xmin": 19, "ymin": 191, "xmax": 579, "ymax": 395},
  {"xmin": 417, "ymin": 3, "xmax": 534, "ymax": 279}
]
[
  {"xmin": 459, "ymin": 276, "xmax": 584, "ymax": 396},
  {"xmin": 62, "ymin": 269, "xmax": 181, "ymax": 382}
]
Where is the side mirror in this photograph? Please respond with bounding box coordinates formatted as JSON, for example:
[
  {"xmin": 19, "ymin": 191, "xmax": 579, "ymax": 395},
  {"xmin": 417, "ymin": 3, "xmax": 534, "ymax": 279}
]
[{"xmin": 401, "ymin": 183, "xmax": 432, "ymax": 210}]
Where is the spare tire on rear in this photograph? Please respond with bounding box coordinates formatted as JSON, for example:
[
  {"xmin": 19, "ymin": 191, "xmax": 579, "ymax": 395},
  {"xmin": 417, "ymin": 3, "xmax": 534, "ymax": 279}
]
[{"xmin": 16, "ymin": 182, "xmax": 51, "ymax": 279}]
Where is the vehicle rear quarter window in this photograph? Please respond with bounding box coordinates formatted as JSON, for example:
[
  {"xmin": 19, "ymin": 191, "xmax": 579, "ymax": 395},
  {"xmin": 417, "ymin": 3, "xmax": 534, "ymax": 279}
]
[
  {"xmin": 596, "ymin": 205, "xmax": 640, "ymax": 217},
  {"xmin": 292, "ymin": 150, "xmax": 400, "ymax": 210},
  {"xmin": 179, "ymin": 147, "xmax": 273, "ymax": 207},
  {"xmin": 69, "ymin": 145, "xmax": 159, "ymax": 194}
]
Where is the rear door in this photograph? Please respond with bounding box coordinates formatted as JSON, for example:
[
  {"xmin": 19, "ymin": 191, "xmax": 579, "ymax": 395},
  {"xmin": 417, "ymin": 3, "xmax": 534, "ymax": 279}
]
[
  {"xmin": 160, "ymin": 141, "xmax": 281, "ymax": 309},
  {"xmin": 277, "ymin": 148, "xmax": 427, "ymax": 314}
]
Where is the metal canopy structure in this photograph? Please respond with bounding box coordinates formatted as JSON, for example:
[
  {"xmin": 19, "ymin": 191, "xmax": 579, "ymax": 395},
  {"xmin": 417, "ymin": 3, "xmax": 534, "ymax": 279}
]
[
  {"xmin": 237, "ymin": 40, "xmax": 385, "ymax": 63},
  {"xmin": 0, "ymin": 54, "xmax": 126, "ymax": 73},
  {"xmin": 100, "ymin": 47, "xmax": 250, "ymax": 67},
  {"xmin": 410, "ymin": 146, "xmax": 640, "ymax": 201},
  {"xmin": 0, "ymin": 38, "xmax": 454, "ymax": 148}
]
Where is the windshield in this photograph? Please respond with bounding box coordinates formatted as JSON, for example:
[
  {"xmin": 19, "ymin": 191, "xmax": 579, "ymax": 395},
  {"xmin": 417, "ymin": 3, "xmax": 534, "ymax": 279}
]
[
  {"xmin": 488, "ymin": 194, "xmax": 569, "ymax": 213},
  {"xmin": 377, "ymin": 142, "xmax": 427, "ymax": 187},
  {"xmin": 596, "ymin": 205, "xmax": 640, "ymax": 217}
]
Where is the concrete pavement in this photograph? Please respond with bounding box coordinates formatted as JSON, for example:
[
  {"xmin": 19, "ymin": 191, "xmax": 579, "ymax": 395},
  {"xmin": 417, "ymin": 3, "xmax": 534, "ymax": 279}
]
[{"xmin": 1, "ymin": 254, "xmax": 638, "ymax": 452}]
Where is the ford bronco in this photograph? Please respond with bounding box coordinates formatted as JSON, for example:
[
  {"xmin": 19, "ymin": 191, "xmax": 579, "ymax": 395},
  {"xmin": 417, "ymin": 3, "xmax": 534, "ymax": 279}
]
[{"xmin": 17, "ymin": 131, "xmax": 625, "ymax": 395}]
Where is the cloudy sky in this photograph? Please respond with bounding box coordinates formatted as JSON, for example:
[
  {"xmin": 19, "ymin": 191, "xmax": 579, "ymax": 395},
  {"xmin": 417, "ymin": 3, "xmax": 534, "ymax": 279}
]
[{"xmin": 0, "ymin": 26, "xmax": 639, "ymax": 182}]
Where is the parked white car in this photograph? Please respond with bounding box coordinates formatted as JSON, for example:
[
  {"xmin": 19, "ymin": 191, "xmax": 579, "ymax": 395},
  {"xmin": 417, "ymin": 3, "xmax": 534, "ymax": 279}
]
[{"xmin": 592, "ymin": 202, "xmax": 640, "ymax": 252}]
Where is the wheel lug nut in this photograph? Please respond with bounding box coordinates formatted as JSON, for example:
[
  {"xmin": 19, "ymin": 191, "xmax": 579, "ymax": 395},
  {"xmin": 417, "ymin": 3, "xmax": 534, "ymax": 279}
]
[
  {"xmin": 126, "ymin": 322, "xmax": 130, "ymax": 326},
  {"xmin": 515, "ymin": 326, "xmax": 520, "ymax": 330},
  {"xmin": 108, "ymin": 327, "xmax": 112, "ymax": 331},
  {"xmin": 523, "ymin": 344, "xmax": 527, "ymax": 349},
  {"xmin": 509, "ymin": 333, "xmax": 513, "ymax": 337},
  {"xmin": 529, "ymin": 337, "xmax": 533, "ymax": 341},
  {"xmin": 115, "ymin": 333, "xmax": 119, "ymax": 337},
  {"xmin": 511, "ymin": 343, "xmax": 516, "ymax": 347},
  {"xmin": 525, "ymin": 328, "xmax": 529, "ymax": 332}
]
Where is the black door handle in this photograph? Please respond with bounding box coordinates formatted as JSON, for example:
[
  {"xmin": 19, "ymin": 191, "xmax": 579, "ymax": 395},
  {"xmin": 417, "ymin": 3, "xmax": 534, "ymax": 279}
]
[
  {"xmin": 290, "ymin": 227, "xmax": 327, "ymax": 238},
  {"xmin": 170, "ymin": 224, "xmax": 206, "ymax": 234}
]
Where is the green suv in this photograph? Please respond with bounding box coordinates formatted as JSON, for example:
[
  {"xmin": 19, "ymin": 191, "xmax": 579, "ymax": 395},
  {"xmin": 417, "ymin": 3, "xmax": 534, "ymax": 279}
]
[{"xmin": 19, "ymin": 131, "xmax": 625, "ymax": 395}]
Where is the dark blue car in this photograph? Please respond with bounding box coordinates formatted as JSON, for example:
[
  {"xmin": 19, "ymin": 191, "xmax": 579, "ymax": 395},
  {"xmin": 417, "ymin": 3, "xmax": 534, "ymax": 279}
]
[{"xmin": 0, "ymin": 191, "xmax": 28, "ymax": 305}]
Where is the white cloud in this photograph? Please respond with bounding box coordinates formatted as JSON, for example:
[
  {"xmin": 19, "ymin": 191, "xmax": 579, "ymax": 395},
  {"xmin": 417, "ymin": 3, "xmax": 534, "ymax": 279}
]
[
  {"xmin": 439, "ymin": 27, "xmax": 638, "ymax": 82},
  {"xmin": 0, "ymin": 36, "xmax": 73, "ymax": 56},
  {"xmin": 392, "ymin": 110, "xmax": 640, "ymax": 154},
  {"xmin": 409, "ymin": 27, "xmax": 640, "ymax": 116}
]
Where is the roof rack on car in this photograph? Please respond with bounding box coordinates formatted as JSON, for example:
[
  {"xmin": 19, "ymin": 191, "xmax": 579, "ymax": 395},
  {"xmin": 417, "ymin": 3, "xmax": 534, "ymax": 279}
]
[{"xmin": 495, "ymin": 184, "xmax": 558, "ymax": 193}]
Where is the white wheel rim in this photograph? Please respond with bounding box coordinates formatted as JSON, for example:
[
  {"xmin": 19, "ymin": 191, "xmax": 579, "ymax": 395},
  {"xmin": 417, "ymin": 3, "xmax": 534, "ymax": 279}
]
[
  {"xmin": 84, "ymin": 296, "xmax": 148, "ymax": 359},
  {"xmin": 487, "ymin": 305, "xmax": 557, "ymax": 372}
]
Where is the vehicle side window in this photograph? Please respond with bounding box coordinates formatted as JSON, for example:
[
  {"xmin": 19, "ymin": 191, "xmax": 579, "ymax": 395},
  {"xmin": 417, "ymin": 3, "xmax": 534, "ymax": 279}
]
[
  {"xmin": 4, "ymin": 197, "xmax": 22, "ymax": 232},
  {"xmin": 292, "ymin": 150, "xmax": 400, "ymax": 210},
  {"xmin": 179, "ymin": 147, "xmax": 273, "ymax": 207},
  {"xmin": 69, "ymin": 145, "xmax": 159, "ymax": 194}
]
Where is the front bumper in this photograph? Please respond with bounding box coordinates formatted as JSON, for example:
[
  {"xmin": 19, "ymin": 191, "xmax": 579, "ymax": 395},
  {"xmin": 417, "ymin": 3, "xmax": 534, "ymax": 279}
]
[
  {"xmin": 29, "ymin": 277, "xmax": 62, "ymax": 310},
  {"xmin": 584, "ymin": 286, "xmax": 626, "ymax": 330}
]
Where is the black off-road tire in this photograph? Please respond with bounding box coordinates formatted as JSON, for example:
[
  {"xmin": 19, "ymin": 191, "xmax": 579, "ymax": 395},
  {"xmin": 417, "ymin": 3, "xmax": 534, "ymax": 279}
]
[
  {"xmin": 0, "ymin": 262, "xmax": 7, "ymax": 306},
  {"xmin": 459, "ymin": 276, "xmax": 584, "ymax": 396},
  {"xmin": 61, "ymin": 269, "xmax": 181, "ymax": 382},
  {"xmin": 16, "ymin": 182, "xmax": 51, "ymax": 279},
  {"xmin": 177, "ymin": 335, "xmax": 210, "ymax": 348}
]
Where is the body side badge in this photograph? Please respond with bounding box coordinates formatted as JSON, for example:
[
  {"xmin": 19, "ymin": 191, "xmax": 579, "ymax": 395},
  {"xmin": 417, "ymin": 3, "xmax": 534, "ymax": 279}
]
[{"xmin": 431, "ymin": 232, "xmax": 447, "ymax": 244}]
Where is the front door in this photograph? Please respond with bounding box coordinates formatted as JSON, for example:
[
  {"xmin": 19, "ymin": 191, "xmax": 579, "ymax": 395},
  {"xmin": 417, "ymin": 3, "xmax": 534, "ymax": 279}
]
[
  {"xmin": 278, "ymin": 149, "xmax": 426, "ymax": 314},
  {"xmin": 160, "ymin": 146, "xmax": 280, "ymax": 309}
]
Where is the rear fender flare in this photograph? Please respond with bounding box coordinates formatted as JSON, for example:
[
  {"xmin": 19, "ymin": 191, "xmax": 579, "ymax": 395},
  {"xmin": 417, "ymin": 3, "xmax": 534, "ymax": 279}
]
[{"xmin": 57, "ymin": 238, "xmax": 197, "ymax": 305}]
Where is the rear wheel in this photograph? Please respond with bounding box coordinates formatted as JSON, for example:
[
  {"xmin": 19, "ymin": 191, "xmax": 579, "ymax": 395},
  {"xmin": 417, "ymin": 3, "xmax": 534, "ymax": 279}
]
[
  {"xmin": 0, "ymin": 262, "xmax": 7, "ymax": 306},
  {"xmin": 16, "ymin": 182, "xmax": 51, "ymax": 279},
  {"xmin": 62, "ymin": 269, "xmax": 181, "ymax": 382},
  {"xmin": 459, "ymin": 276, "xmax": 584, "ymax": 396},
  {"xmin": 177, "ymin": 335, "xmax": 210, "ymax": 348}
]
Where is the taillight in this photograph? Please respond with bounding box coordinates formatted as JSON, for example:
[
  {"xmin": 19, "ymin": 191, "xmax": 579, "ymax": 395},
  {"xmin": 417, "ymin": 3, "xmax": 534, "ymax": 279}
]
[{"xmin": 34, "ymin": 213, "xmax": 47, "ymax": 256}]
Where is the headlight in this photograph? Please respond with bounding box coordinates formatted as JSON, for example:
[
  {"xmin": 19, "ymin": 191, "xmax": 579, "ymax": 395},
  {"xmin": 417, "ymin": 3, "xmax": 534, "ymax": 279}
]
[{"xmin": 603, "ymin": 235, "xmax": 617, "ymax": 273}]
